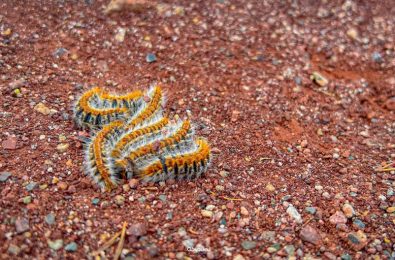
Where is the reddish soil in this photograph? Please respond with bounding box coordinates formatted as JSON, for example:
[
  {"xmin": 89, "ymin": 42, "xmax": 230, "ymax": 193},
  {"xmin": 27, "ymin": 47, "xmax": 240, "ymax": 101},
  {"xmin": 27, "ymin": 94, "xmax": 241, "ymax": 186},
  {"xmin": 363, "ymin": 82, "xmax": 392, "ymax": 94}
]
[{"xmin": 1, "ymin": 0, "xmax": 394, "ymax": 259}]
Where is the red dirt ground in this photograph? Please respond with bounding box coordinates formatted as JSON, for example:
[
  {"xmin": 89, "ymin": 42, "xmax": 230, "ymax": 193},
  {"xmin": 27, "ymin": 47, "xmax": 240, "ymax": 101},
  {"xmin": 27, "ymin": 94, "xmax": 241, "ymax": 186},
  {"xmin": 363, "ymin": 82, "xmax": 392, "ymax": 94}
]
[{"xmin": 1, "ymin": 0, "xmax": 394, "ymax": 259}]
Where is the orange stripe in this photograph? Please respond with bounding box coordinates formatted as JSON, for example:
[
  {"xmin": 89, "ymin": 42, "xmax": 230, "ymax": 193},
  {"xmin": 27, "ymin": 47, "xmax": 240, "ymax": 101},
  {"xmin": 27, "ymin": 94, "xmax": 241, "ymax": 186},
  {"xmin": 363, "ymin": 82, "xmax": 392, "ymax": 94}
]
[
  {"xmin": 92, "ymin": 121, "xmax": 124, "ymax": 190},
  {"xmin": 139, "ymin": 139, "xmax": 210, "ymax": 178},
  {"xmin": 111, "ymin": 117, "xmax": 169, "ymax": 158},
  {"xmin": 78, "ymin": 87, "xmax": 127, "ymax": 116},
  {"xmin": 126, "ymin": 120, "xmax": 190, "ymax": 162},
  {"xmin": 101, "ymin": 90, "xmax": 143, "ymax": 101},
  {"xmin": 126, "ymin": 86, "xmax": 162, "ymax": 129}
]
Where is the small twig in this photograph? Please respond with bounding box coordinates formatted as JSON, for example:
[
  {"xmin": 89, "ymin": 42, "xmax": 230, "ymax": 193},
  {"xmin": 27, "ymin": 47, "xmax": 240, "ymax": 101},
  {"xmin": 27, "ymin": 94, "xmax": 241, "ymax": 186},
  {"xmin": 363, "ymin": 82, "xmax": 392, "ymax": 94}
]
[
  {"xmin": 188, "ymin": 227, "xmax": 199, "ymax": 235},
  {"xmin": 221, "ymin": 196, "xmax": 243, "ymax": 201},
  {"xmin": 91, "ymin": 231, "xmax": 121, "ymax": 256},
  {"xmin": 113, "ymin": 222, "xmax": 128, "ymax": 260},
  {"xmin": 375, "ymin": 168, "xmax": 395, "ymax": 172},
  {"xmin": 374, "ymin": 161, "xmax": 395, "ymax": 172},
  {"xmin": 302, "ymin": 217, "xmax": 314, "ymax": 227},
  {"xmin": 142, "ymin": 187, "xmax": 158, "ymax": 191}
]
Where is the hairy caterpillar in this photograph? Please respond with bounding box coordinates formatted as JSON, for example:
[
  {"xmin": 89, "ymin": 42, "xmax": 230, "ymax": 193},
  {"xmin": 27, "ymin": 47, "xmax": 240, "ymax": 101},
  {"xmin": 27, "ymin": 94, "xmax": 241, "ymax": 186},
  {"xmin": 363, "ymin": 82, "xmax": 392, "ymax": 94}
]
[
  {"xmin": 84, "ymin": 120, "xmax": 125, "ymax": 191},
  {"xmin": 73, "ymin": 87, "xmax": 143, "ymax": 129},
  {"xmin": 125, "ymin": 86, "xmax": 164, "ymax": 130},
  {"xmin": 73, "ymin": 85, "xmax": 211, "ymax": 191},
  {"xmin": 138, "ymin": 138, "xmax": 211, "ymax": 182}
]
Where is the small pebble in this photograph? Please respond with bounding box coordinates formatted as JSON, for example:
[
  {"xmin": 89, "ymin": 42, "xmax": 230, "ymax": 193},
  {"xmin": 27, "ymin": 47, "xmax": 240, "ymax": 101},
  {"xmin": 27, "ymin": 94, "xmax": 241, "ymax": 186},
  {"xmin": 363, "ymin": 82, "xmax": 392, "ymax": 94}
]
[
  {"xmin": 114, "ymin": 195, "xmax": 125, "ymax": 206},
  {"xmin": 216, "ymin": 185, "xmax": 225, "ymax": 191},
  {"xmin": 8, "ymin": 244, "xmax": 21, "ymax": 255},
  {"xmin": 57, "ymin": 181, "xmax": 68, "ymax": 190},
  {"xmin": 341, "ymin": 254, "xmax": 352, "ymax": 260},
  {"xmin": 287, "ymin": 205, "xmax": 303, "ymax": 223},
  {"xmin": 371, "ymin": 52, "xmax": 383, "ymax": 63},
  {"xmin": 146, "ymin": 53, "xmax": 157, "ymax": 63},
  {"xmin": 305, "ymin": 207, "xmax": 316, "ymax": 215},
  {"xmin": 26, "ymin": 182, "xmax": 37, "ymax": 191},
  {"xmin": 329, "ymin": 211, "xmax": 347, "ymax": 225},
  {"xmin": 22, "ymin": 196, "xmax": 32, "ymax": 204},
  {"xmin": 182, "ymin": 239, "xmax": 195, "ymax": 249},
  {"xmin": 92, "ymin": 198, "xmax": 100, "ymax": 205},
  {"xmin": 34, "ymin": 103, "xmax": 51, "ymax": 115},
  {"xmin": 129, "ymin": 179, "xmax": 139, "ymax": 189},
  {"xmin": 65, "ymin": 242, "xmax": 78, "ymax": 252},
  {"xmin": 348, "ymin": 230, "xmax": 368, "ymax": 250},
  {"xmin": 115, "ymin": 27, "xmax": 126, "ymax": 42},
  {"xmin": 48, "ymin": 239, "xmax": 63, "ymax": 251},
  {"xmin": 128, "ymin": 222, "xmax": 147, "ymax": 237},
  {"xmin": 2, "ymin": 136, "xmax": 17, "ymax": 150},
  {"xmin": 386, "ymin": 207, "xmax": 395, "ymax": 213},
  {"xmin": 241, "ymin": 240, "xmax": 256, "ymax": 250},
  {"xmin": 53, "ymin": 47, "xmax": 68, "ymax": 58},
  {"xmin": 342, "ymin": 203, "xmax": 355, "ymax": 218},
  {"xmin": 353, "ymin": 219, "xmax": 366, "ymax": 229},
  {"xmin": 45, "ymin": 213, "xmax": 55, "ymax": 225},
  {"xmin": 300, "ymin": 225, "xmax": 321, "ymax": 245},
  {"xmin": 240, "ymin": 206, "xmax": 249, "ymax": 216},
  {"xmin": 233, "ymin": 254, "xmax": 246, "ymax": 260},
  {"xmin": 284, "ymin": 245, "xmax": 295, "ymax": 256},
  {"xmin": 57, "ymin": 143, "xmax": 69, "ymax": 152},
  {"xmin": 122, "ymin": 184, "xmax": 130, "ymax": 192},
  {"xmin": 159, "ymin": 194, "xmax": 167, "ymax": 202},
  {"xmin": 311, "ymin": 71, "xmax": 328, "ymax": 87},
  {"xmin": 15, "ymin": 218, "xmax": 29, "ymax": 233},
  {"xmin": 266, "ymin": 183, "xmax": 276, "ymax": 192},
  {"xmin": 201, "ymin": 210, "xmax": 213, "ymax": 218},
  {"xmin": 0, "ymin": 172, "xmax": 12, "ymax": 182}
]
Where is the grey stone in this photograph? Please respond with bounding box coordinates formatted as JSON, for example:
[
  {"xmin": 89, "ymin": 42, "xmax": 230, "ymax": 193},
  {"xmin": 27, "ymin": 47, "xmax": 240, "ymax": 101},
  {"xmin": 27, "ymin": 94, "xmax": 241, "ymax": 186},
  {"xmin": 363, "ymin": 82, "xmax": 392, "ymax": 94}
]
[
  {"xmin": 0, "ymin": 172, "xmax": 12, "ymax": 182},
  {"xmin": 305, "ymin": 206, "xmax": 316, "ymax": 215},
  {"xmin": 15, "ymin": 218, "xmax": 29, "ymax": 234},
  {"xmin": 26, "ymin": 182, "xmax": 37, "ymax": 191},
  {"xmin": 241, "ymin": 240, "xmax": 256, "ymax": 250},
  {"xmin": 45, "ymin": 213, "xmax": 55, "ymax": 225}
]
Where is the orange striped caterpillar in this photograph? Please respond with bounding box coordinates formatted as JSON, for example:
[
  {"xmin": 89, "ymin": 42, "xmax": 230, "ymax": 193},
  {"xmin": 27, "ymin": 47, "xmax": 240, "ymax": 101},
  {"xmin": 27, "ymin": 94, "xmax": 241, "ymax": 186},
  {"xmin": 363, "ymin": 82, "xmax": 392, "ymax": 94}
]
[
  {"xmin": 74, "ymin": 85, "xmax": 211, "ymax": 191},
  {"xmin": 138, "ymin": 138, "xmax": 211, "ymax": 182},
  {"xmin": 73, "ymin": 87, "xmax": 143, "ymax": 129},
  {"xmin": 84, "ymin": 120, "xmax": 125, "ymax": 191}
]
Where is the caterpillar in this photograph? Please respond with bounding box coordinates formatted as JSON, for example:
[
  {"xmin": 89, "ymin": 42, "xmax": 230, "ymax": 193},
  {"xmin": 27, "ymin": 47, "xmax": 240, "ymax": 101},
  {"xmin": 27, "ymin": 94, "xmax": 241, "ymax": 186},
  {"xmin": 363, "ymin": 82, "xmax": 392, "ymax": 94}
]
[
  {"xmin": 125, "ymin": 86, "xmax": 164, "ymax": 130},
  {"xmin": 73, "ymin": 85, "xmax": 211, "ymax": 191},
  {"xmin": 84, "ymin": 120, "xmax": 125, "ymax": 191},
  {"xmin": 73, "ymin": 87, "xmax": 143, "ymax": 129},
  {"xmin": 137, "ymin": 138, "xmax": 211, "ymax": 182}
]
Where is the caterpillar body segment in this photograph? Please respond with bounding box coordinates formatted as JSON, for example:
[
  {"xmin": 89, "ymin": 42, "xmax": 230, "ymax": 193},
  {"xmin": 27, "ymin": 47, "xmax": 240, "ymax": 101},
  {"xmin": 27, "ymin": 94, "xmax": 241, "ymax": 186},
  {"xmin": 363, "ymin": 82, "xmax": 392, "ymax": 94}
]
[
  {"xmin": 123, "ymin": 120, "xmax": 192, "ymax": 162},
  {"xmin": 137, "ymin": 138, "xmax": 211, "ymax": 182},
  {"xmin": 125, "ymin": 86, "xmax": 164, "ymax": 130},
  {"xmin": 84, "ymin": 121, "xmax": 125, "ymax": 191},
  {"xmin": 111, "ymin": 117, "xmax": 170, "ymax": 158},
  {"xmin": 73, "ymin": 87, "xmax": 143, "ymax": 129},
  {"xmin": 74, "ymin": 85, "xmax": 212, "ymax": 191},
  {"xmin": 115, "ymin": 120, "xmax": 196, "ymax": 179}
]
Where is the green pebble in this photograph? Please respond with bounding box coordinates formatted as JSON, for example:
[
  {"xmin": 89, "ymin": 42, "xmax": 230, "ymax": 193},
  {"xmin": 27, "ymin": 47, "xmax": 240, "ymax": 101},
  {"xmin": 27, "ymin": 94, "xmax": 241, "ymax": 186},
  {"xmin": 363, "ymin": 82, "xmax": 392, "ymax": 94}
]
[
  {"xmin": 241, "ymin": 240, "xmax": 256, "ymax": 250},
  {"xmin": 48, "ymin": 239, "xmax": 63, "ymax": 251},
  {"xmin": 22, "ymin": 196, "xmax": 32, "ymax": 204},
  {"xmin": 159, "ymin": 194, "xmax": 167, "ymax": 202},
  {"xmin": 305, "ymin": 206, "xmax": 316, "ymax": 215},
  {"xmin": 341, "ymin": 254, "xmax": 352, "ymax": 260}
]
